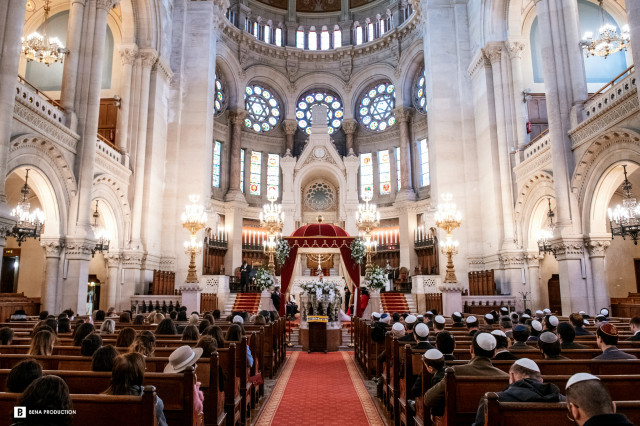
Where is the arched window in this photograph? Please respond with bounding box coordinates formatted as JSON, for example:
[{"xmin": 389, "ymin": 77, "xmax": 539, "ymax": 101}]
[
  {"xmin": 214, "ymin": 69, "xmax": 226, "ymax": 116},
  {"xmin": 334, "ymin": 26, "xmax": 342, "ymax": 48},
  {"xmin": 321, "ymin": 27, "xmax": 330, "ymax": 50},
  {"xmin": 308, "ymin": 27, "xmax": 317, "ymax": 50},
  {"xmin": 380, "ymin": 18, "xmax": 385, "ymax": 35},
  {"xmin": 414, "ymin": 68, "xmax": 427, "ymax": 114},
  {"xmin": 367, "ymin": 21, "xmax": 374, "ymax": 41},
  {"xmin": 275, "ymin": 27, "xmax": 282, "ymax": 46},
  {"xmin": 264, "ymin": 23, "xmax": 271, "ymax": 44},
  {"xmin": 355, "ymin": 24, "xmax": 363, "ymax": 45},
  {"xmin": 357, "ymin": 82, "xmax": 396, "ymax": 132},
  {"xmin": 296, "ymin": 90, "xmax": 344, "ymax": 134},
  {"xmin": 253, "ymin": 21, "xmax": 259, "ymax": 38},
  {"xmin": 360, "ymin": 153, "xmax": 373, "ymax": 198},
  {"xmin": 244, "ymin": 84, "xmax": 282, "ymax": 133},
  {"xmin": 296, "ymin": 27, "xmax": 305, "ymax": 49}
]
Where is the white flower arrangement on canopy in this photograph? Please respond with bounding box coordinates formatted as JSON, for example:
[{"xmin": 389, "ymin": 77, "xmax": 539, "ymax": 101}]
[{"xmin": 365, "ymin": 264, "xmax": 387, "ymax": 290}]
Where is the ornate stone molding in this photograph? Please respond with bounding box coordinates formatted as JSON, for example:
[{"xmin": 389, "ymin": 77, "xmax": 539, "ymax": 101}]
[
  {"xmin": 507, "ymin": 41, "xmax": 525, "ymax": 60},
  {"xmin": 483, "ymin": 43, "xmax": 503, "ymax": 64},
  {"xmin": 118, "ymin": 44, "xmax": 139, "ymax": 66},
  {"xmin": 40, "ymin": 238, "xmax": 65, "ymax": 257},
  {"xmin": 585, "ymin": 238, "xmax": 611, "ymax": 258},
  {"xmin": 96, "ymin": 0, "xmax": 119, "ymax": 12},
  {"xmin": 525, "ymin": 252, "xmax": 542, "ymax": 267},
  {"xmin": 159, "ymin": 256, "xmax": 176, "ymax": 271},
  {"xmin": 153, "ymin": 56, "xmax": 174, "ymax": 83},
  {"xmin": 500, "ymin": 253, "xmax": 526, "ymax": 267},
  {"xmin": 282, "ymin": 119, "xmax": 297, "ymax": 135},
  {"xmin": 467, "ymin": 49, "xmax": 490, "ymax": 77},
  {"xmin": 121, "ymin": 250, "xmax": 145, "ymax": 268},
  {"xmin": 394, "ymin": 107, "xmax": 413, "ymax": 123},
  {"xmin": 229, "ymin": 110, "xmax": 247, "ymax": 126},
  {"xmin": 65, "ymin": 239, "xmax": 95, "ymax": 259},
  {"xmin": 104, "ymin": 252, "xmax": 121, "ymax": 268},
  {"xmin": 551, "ymin": 239, "xmax": 585, "ymax": 260},
  {"xmin": 140, "ymin": 49, "xmax": 159, "ymax": 69},
  {"xmin": 342, "ymin": 119, "xmax": 357, "ymax": 135},
  {"xmin": 514, "ymin": 146, "xmax": 552, "ymax": 184}
]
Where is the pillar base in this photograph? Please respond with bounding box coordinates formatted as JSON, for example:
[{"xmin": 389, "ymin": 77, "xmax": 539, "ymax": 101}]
[
  {"xmin": 438, "ymin": 283, "xmax": 464, "ymax": 316},
  {"xmin": 181, "ymin": 282, "xmax": 203, "ymax": 313},
  {"xmin": 225, "ymin": 189, "xmax": 246, "ymax": 203}
]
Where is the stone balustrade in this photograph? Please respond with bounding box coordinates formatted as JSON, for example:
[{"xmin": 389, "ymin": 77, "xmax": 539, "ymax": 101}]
[
  {"xmin": 96, "ymin": 137, "xmax": 123, "ymax": 164},
  {"xmin": 15, "ymin": 78, "xmax": 65, "ymax": 126},
  {"xmin": 584, "ymin": 66, "xmax": 636, "ymax": 119},
  {"xmin": 130, "ymin": 294, "xmax": 182, "ymax": 314},
  {"xmin": 523, "ymin": 132, "xmax": 551, "ymax": 161}
]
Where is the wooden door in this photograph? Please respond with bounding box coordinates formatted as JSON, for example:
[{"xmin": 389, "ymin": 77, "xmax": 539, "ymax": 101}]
[
  {"xmin": 634, "ymin": 259, "xmax": 640, "ymax": 293},
  {"xmin": 548, "ymin": 274, "xmax": 562, "ymax": 315}
]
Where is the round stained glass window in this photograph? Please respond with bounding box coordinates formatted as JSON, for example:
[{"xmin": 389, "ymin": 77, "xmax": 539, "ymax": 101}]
[
  {"xmin": 214, "ymin": 71, "xmax": 227, "ymax": 116},
  {"xmin": 295, "ymin": 91, "xmax": 344, "ymax": 135},
  {"xmin": 414, "ymin": 69, "xmax": 427, "ymax": 114},
  {"xmin": 357, "ymin": 82, "xmax": 396, "ymax": 132},
  {"xmin": 244, "ymin": 84, "xmax": 282, "ymax": 133},
  {"xmin": 304, "ymin": 180, "xmax": 336, "ymax": 211}
]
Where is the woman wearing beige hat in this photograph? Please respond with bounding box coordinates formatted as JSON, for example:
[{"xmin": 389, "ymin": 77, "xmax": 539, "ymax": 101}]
[{"xmin": 165, "ymin": 345, "xmax": 205, "ymax": 418}]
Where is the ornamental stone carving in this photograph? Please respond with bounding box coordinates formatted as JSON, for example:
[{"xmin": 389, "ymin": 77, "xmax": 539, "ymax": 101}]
[
  {"xmin": 65, "ymin": 240, "xmax": 95, "ymax": 259},
  {"xmin": 525, "ymin": 253, "xmax": 541, "ymax": 267},
  {"xmin": 118, "ymin": 44, "xmax": 139, "ymax": 66},
  {"xmin": 340, "ymin": 56, "xmax": 352, "ymax": 80},
  {"xmin": 140, "ymin": 49, "xmax": 159, "ymax": 69},
  {"xmin": 283, "ymin": 119, "xmax": 298, "ymax": 135},
  {"xmin": 586, "ymin": 239, "xmax": 611, "ymax": 257},
  {"xmin": 40, "ymin": 238, "xmax": 65, "ymax": 257},
  {"xmin": 551, "ymin": 239, "xmax": 585, "ymax": 259},
  {"xmin": 154, "ymin": 56, "xmax": 174, "ymax": 82},
  {"xmin": 122, "ymin": 251, "xmax": 145, "ymax": 267},
  {"xmin": 483, "ymin": 43, "xmax": 503, "ymax": 64},
  {"xmin": 96, "ymin": 0, "xmax": 120, "ymax": 12},
  {"xmin": 500, "ymin": 254, "xmax": 526, "ymax": 267},
  {"xmin": 394, "ymin": 107, "xmax": 413, "ymax": 123},
  {"xmin": 229, "ymin": 110, "xmax": 247, "ymax": 126},
  {"xmin": 507, "ymin": 41, "xmax": 525, "ymax": 60},
  {"xmin": 342, "ymin": 119, "xmax": 357, "ymax": 135},
  {"xmin": 104, "ymin": 253, "xmax": 121, "ymax": 268}
]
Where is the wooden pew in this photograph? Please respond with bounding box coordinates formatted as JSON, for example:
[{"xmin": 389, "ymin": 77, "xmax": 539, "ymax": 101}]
[
  {"xmin": 218, "ymin": 344, "xmax": 241, "ymax": 426},
  {"xmin": 444, "ymin": 359, "xmax": 640, "ymax": 375},
  {"xmin": 0, "ymin": 385, "xmax": 158, "ymax": 426},
  {"xmin": 484, "ymin": 395, "xmax": 640, "ymax": 426}
]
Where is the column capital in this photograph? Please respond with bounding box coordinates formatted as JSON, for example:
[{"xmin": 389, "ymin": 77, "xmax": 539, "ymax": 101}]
[
  {"xmin": 96, "ymin": 0, "xmax": 120, "ymax": 12},
  {"xmin": 551, "ymin": 238, "xmax": 585, "ymax": 260},
  {"xmin": 585, "ymin": 238, "xmax": 611, "ymax": 258},
  {"xmin": 525, "ymin": 251, "xmax": 542, "ymax": 267},
  {"xmin": 283, "ymin": 119, "xmax": 298, "ymax": 135},
  {"xmin": 342, "ymin": 119, "xmax": 358, "ymax": 134},
  {"xmin": 482, "ymin": 43, "xmax": 503, "ymax": 64},
  {"xmin": 118, "ymin": 44, "xmax": 139, "ymax": 66},
  {"xmin": 104, "ymin": 251, "xmax": 122, "ymax": 267},
  {"xmin": 394, "ymin": 107, "xmax": 414, "ymax": 123},
  {"xmin": 139, "ymin": 48, "xmax": 159, "ymax": 69},
  {"xmin": 40, "ymin": 237, "xmax": 65, "ymax": 258},
  {"xmin": 229, "ymin": 110, "xmax": 248, "ymax": 125},
  {"xmin": 121, "ymin": 250, "xmax": 145, "ymax": 268},
  {"xmin": 71, "ymin": 0, "xmax": 87, "ymax": 6},
  {"xmin": 65, "ymin": 238, "xmax": 95, "ymax": 260},
  {"xmin": 507, "ymin": 40, "xmax": 526, "ymax": 60}
]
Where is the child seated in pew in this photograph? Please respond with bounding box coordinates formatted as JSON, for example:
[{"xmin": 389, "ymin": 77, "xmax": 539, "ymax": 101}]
[
  {"xmin": 11, "ymin": 375, "xmax": 72, "ymax": 426},
  {"xmin": 104, "ymin": 352, "xmax": 168, "ymax": 426},
  {"xmin": 472, "ymin": 358, "xmax": 564, "ymax": 426},
  {"xmin": 28, "ymin": 330, "xmax": 56, "ymax": 356},
  {"xmin": 73, "ymin": 323, "xmax": 95, "ymax": 346},
  {"xmin": 203, "ymin": 326, "xmax": 225, "ymax": 349},
  {"xmin": 165, "ymin": 346, "xmax": 205, "ymax": 417},
  {"xmin": 6, "ymin": 359, "xmax": 42, "ymax": 393},
  {"xmin": 81, "ymin": 333, "xmax": 103, "ymax": 357},
  {"xmin": 196, "ymin": 336, "xmax": 226, "ymax": 393},
  {"xmin": 92, "ymin": 345, "xmax": 118, "ymax": 372},
  {"xmin": 409, "ymin": 348, "xmax": 447, "ymax": 412},
  {"xmin": 227, "ymin": 322, "xmax": 253, "ymax": 367}
]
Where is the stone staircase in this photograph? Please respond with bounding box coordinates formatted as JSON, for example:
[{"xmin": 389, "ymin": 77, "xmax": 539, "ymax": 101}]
[{"xmin": 223, "ymin": 294, "xmax": 236, "ymax": 316}]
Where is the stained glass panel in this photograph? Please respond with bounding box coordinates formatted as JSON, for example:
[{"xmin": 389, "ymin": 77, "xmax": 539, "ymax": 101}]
[
  {"xmin": 420, "ymin": 139, "xmax": 430, "ymax": 187},
  {"xmin": 414, "ymin": 68, "xmax": 427, "ymax": 113},
  {"xmin": 379, "ymin": 150, "xmax": 391, "ymax": 195},
  {"xmin": 250, "ymin": 151, "xmax": 262, "ymax": 195},
  {"xmin": 244, "ymin": 84, "xmax": 281, "ymax": 133},
  {"xmin": 395, "ymin": 146, "xmax": 401, "ymax": 191},
  {"xmin": 267, "ymin": 154, "xmax": 280, "ymax": 197},
  {"xmin": 295, "ymin": 90, "xmax": 343, "ymax": 135},
  {"xmin": 360, "ymin": 153, "xmax": 373, "ymax": 198},
  {"xmin": 357, "ymin": 82, "xmax": 395, "ymax": 132},
  {"xmin": 240, "ymin": 149, "xmax": 245, "ymax": 193},
  {"xmin": 212, "ymin": 141, "xmax": 222, "ymax": 188}
]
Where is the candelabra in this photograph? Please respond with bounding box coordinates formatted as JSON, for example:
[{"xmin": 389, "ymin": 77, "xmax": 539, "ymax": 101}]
[
  {"xmin": 181, "ymin": 195, "xmax": 207, "ymax": 283},
  {"xmin": 609, "ymin": 165, "xmax": 640, "ymax": 244},
  {"xmin": 91, "ymin": 200, "xmax": 110, "ymax": 257},
  {"xmin": 435, "ymin": 193, "xmax": 462, "ymax": 283},
  {"xmin": 356, "ymin": 192, "xmax": 380, "ymax": 274},
  {"xmin": 537, "ymin": 198, "xmax": 556, "ymax": 256},
  {"xmin": 9, "ymin": 169, "xmax": 45, "ymax": 246},
  {"xmin": 260, "ymin": 191, "xmax": 284, "ymax": 275}
]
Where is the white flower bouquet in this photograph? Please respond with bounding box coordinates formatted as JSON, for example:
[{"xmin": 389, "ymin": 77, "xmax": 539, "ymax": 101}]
[
  {"xmin": 275, "ymin": 239, "xmax": 290, "ymax": 265},
  {"xmin": 365, "ymin": 264, "xmax": 387, "ymax": 290},
  {"xmin": 350, "ymin": 238, "xmax": 366, "ymax": 264},
  {"xmin": 254, "ymin": 267, "xmax": 275, "ymax": 291}
]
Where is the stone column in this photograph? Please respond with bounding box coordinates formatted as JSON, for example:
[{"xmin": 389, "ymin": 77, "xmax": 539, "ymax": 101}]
[
  {"xmin": 339, "ymin": 21, "xmax": 353, "ymax": 46},
  {"xmin": 280, "ymin": 153, "xmax": 297, "ymax": 234},
  {"xmin": 59, "ymin": 0, "xmax": 86, "ymax": 130},
  {"xmin": 626, "ymin": 2, "xmax": 640, "ymax": 107},
  {"xmin": 130, "ymin": 49, "xmax": 158, "ymax": 247},
  {"xmin": 525, "ymin": 253, "xmax": 542, "ymax": 311},
  {"xmin": 507, "ymin": 40, "xmax": 529, "ymax": 158},
  {"xmin": 586, "ymin": 238, "xmax": 611, "ymax": 313},
  {"xmin": 342, "ymin": 119, "xmax": 357, "ymax": 155},
  {"xmin": 226, "ymin": 110, "xmax": 247, "ymax": 201},
  {"xmin": 224, "ymin": 202, "xmax": 247, "ymax": 279},
  {"xmin": 115, "ymin": 44, "xmax": 138, "ymax": 160},
  {"xmin": 63, "ymin": 240, "xmax": 94, "ymax": 315},
  {"xmin": 396, "ymin": 204, "xmax": 417, "ymax": 274},
  {"xmin": 0, "ymin": 0, "xmax": 28, "ymax": 208},
  {"xmin": 283, "ymin": 119, "xmax": 297, "ymax": 154},
  {"xmin": 103, "ymin": 252, "xmax": 121, "ymax": 310},
  {"xmin": 40, "ymin": 238, "xmax": 64, "ymax": 314},
  {"xmin": 286, "ymin": 0, "xmax": 297, "ymax": 47},
  {"xmin": 395, "ymin": 107, "xmax": 415, "ymax": 201},
  {"xmin": 121, "ymin": 251, "xmax": 144, "ymax": 310},
  {"xmin": 552, "ymin": 239, "xmax": 589, "ymax": 314}
]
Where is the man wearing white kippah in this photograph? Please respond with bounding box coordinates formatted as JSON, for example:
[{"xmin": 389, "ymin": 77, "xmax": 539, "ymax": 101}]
[
  {"xmin": 566, "ymin": 373, "xmax": 634, "ymax": 425},
  {"xmin": 473, "ymin": 358, "xmax": 564, "ymax": 426},
  {"xmin": 424, "ymin": 332, "xmax": 507, "ymax": 420}
]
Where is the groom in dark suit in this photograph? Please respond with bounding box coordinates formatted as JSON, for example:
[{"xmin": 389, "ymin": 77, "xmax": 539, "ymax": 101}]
[
  {"xmin": 271, "ymin": 286, "xmax": 281, "ymax": 312},
  {"xmin": 240, "ymin": 260, "xmax": 251, "ymax": 292}
]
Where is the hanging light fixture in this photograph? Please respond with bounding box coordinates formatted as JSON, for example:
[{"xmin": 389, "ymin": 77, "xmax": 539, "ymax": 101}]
[
  {"xmin": 21, "ymin": 0, "xmax": 67, "ymax": 66},
  {"xmin": 9, "ymin": 169, "xmax": 45, "ymax": 246},
  {"xmin": 609, "ymin": 165, "xmax": 640, "ymax": 244},
  {"xmin": 537, "ymin": 198, "xmax": 556, "ymax": 256},
  {"xmin": 91, "ymin": 200, "xmax": 110, "ymax": 257},
  {"xmin": 580, "ymin": 0, "xmax": 630, "ymax": 59},
  {"xmin": 260, "ymin": 190, "xmax": 285, "ymax": 275},
  {"xmin": 355, "ymin": 192, "xmax": 380, "ymax": 274}
]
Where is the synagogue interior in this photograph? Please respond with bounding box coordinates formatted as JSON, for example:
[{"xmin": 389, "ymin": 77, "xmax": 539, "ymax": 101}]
[{"xmin": 1, "ymin": 0, "xmax": 640, "ymax": 424}]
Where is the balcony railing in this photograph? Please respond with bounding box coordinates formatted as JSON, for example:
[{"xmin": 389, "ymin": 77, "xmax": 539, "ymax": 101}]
[
  {"xmin": 16, "ymin": 75, "xmax": 65, "ymax": 126},
  {"xmin": 523, "ymin": 129, "xmax": 551, "ymax": 160},
  {"xmin": 96, "ymin": 135, "xmax": 122, "ymax": 164},
  {"xmin": 584, "ymin": 64, "xmax": 636, "ymax": 119}
]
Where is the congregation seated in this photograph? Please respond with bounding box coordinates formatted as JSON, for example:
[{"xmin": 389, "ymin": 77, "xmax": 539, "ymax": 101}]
[
  {"xmin": 492, "ymin": 329, "xmax": 518, "ymax": 360},
  {"xmin": 129, "ymin": 330, "xmax": 156, "ymax": 357},
  {"xmin": 73, "ymin": 323, "xmax": 94, "ymax": 346},
  {"xmin": 91, "ymin": 345, "xmax": 118, "ymax": 372},
  {"xmin": 29, "ymin": 329, "xmax": 56, "ymax": 356},
  {"xmin": 115, "ymin": 327, "xmax": 136, "ymax": 348},
  {"xmin": 226, "ymin": 322, "xmax": 253, "ymax": 367},
  {"xmin": 538, "ymin": 331, "xmax": 568, "ymax": 360},
  {"xmin": 566, "ymin": 372, "xmax": 635, "ymax": 426},
  {"xmin": 594, "ymin": 323, "xmax": 637, "ymax": 360},
  {"xmin": 99, "ymin": 319, "xmax": 115, "ymax": 334},
  {"xmin": 571, "ymin": 312, "xmax": 593, "ymax": 336},
  {"xmin": 182, "ymin": 324, "xmax": 200, "ymax": 341},
  {"xmin": 80, "ymin": 333, "xmax": 102, "ymax": 357},
  {"xmin": 435, "ymin": 331, "xmax": 456, "ymax": 360},
  {"xmin": 155, "ymin": 318, "xmax": 176, "ymax": 335},
  {"xmin": 510, "ymin": 324, "xmax": 531, "ymax": 350},
  {"xmin": 6, "ymin": 359, "xmax": 42, "ymax": 393},
  {"xmin": 12, "ymin": 375, "xmax": 72, "ymax": 426},
  {"xmin": 558, "ymin": 322, "xmax": 589, "ymax": 349}
]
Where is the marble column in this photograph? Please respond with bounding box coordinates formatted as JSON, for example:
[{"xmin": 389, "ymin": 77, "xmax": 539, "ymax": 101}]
[
  {"xmin": 286, "ymin": 0, "xmax": 297, "ymax": 47},
  {"xmin": 103, "ymin": 252, "xmax": 121, "ymax": 311},
  {"xmin": 526, "ymin": 253, "xmax": 542, "ymax": 311},
  {"xmin": 115, "ymin": 44, "xmax": 138, "ymax": 160},
  {"xmin": 130, "ymin": 49, "xmax": 158, "ymax": 248},
  {"xmin": 0, "ymin": 0, "xmax": 28, "ymax": 209},
  {"xmin": 40, "ymin": 238, "xmax": 65, "ymax": 314},
  {"xmin": 59, "ymin": 0, "xmax": 86, "ymax": 130},
  {"xmin": 283, "ymin": 119, "xmax": 297, "ymax": 154},
  {"xmin": 626, "ymin": 2, "xmax": 640, "ymax": 107},
  {"xmin": 507, "ymin": 40, "xmax": 529, "ymax": 160},
  {"xmin": 394, "ymin": 107, "xmax": 415, "ymax": 201},
  {"xmin": 342, "ymin": 119, "xmax": 357, "ymax": 155},
  {"xmin": 226, "ymin": 110, "xmax": 247, "ymax": 200},
  {"xmin": 63, "ymin": 240, "xmax": 94, "ymax": 315},
  {"xmin": 552, "ymin": 239, "xmax": 589, "ymax": 314},
  {"xmin": 586, "ymin": 238, "xmax": 611, "ymax": 313}
]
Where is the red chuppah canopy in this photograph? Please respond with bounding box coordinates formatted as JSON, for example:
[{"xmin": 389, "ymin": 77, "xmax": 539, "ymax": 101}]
[{"xmin": 278, "ymin": 223, "xmax": 361, "ymax": 316}]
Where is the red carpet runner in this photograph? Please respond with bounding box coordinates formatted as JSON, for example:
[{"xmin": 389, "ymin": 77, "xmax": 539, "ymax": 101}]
[{"xmin": 256, "ymin": 352, "xmax": 384, "ymax": 426}]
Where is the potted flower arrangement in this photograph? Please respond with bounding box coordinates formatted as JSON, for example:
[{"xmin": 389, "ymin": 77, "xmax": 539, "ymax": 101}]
[
  {"xmin": 254, "ymin": 267, "xmax": 275, "ymax": 292},
  {"xmin": 350, "ymin": 238, "xmax": 366, "ymax": 264},
  {"xmin": 365, "ymin": 264, "xmax": 387, "ymax": 292},
  {"xmin": 275, "ymin": 239, "xmax": 290, "ymax": 265}
]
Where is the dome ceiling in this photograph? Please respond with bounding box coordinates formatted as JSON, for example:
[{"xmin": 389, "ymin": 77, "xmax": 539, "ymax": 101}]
[{"xmin": 254, "ymin": 0, "xmax": 376, "ymax": 13}]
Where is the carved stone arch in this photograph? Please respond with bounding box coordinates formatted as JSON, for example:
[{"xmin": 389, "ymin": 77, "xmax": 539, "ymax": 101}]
[
  {"xmin": 572, "ymin": 128, "xmax": 640, "ymax": 206},
  {"xmin": 293, "ymin": 162, "xmax": 348, "ymax": 222},
  {"xmin": 514, "ymin": 172, "xmax": 555, "ymax": 250},
  {"xmin": 92, "ymin": 175, "xmax": 132, "ymax": 249},
  {"xmin": 399, "ymin": 41, "xmax": 426, "ymax": 109},
  {"xmin": 216, "ymin": 55, "xmax": 240, "ymax": 110}
]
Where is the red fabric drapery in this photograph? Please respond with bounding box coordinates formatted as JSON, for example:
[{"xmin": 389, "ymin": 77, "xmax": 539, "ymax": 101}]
[{"xmin": 278, "ymin": 234, "xmax": 361, "ymax": 317}]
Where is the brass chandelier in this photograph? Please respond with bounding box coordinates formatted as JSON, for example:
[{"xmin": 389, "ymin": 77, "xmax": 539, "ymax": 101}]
[
  {"xmin": 580, "ymin": 0, "xmax": 630, "ymax": 59},
  {"xmin": 21, "ymin": 0, "xmax": 67, "ymax": 66}
]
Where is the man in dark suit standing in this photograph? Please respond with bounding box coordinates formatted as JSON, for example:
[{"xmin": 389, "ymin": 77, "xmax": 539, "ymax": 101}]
[
  {"xmin": 271, "ymin": 286, "xmax": 281, "ymax": 312},
  {"xmin": 626, "ymin": 317, "xmax": 640, "ymax": 341},
  {"xmin": 240, "ymin": 260, "xmax": 251, "ymax": 292}
]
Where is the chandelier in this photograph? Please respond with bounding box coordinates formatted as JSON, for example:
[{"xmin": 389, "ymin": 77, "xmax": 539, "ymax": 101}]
[
  {"xmin": 608, "ymin": 165, "xmax": 640, "ymax": 245},
  {"xmin": 181, "ymin": 194, "xmax": 207, "ymax": 283},
  {"xmin": 21, "ymin": 0, "xmax": 67, "ymax": 66},
  {"xmin": 90, "ymin": 201, "xmax": 110, "ymax": 257},
  {"xmin": 580, "ymin": 0, "xmax": 629, "ymax": 59},
  {"xmin": 356, "ymin": 192, "xmax": 380, "ymax": 273},
  {"xmin": 537, "ymin": 198, "xmax": 556, "ymax": 256},
  {"xmin": 260, "ymin": 191, "xmax": 284, "ymax": 275},
  {"xmin": 9, "ymin": 169, "xmax": 45, "ymax": 246},
  {"xmin": 435, "ymin": 193, "xmax": 462, "ymax": 283}
]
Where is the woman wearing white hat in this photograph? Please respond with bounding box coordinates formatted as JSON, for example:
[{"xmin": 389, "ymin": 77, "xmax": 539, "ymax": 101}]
[{"xmin": 165, "ymin": 345, "xmax": 205, "ymax": 418}]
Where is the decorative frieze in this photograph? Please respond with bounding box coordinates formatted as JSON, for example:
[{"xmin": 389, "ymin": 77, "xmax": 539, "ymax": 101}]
[
  {"xmin": 551, "ymin": 239, "xmax": 585, "ymax": 259},
  {"xmin": 40, "ymin": 238, "xmax": 65, "ymax": 257},
  {"xmin": 118, "ymin": 44, "xmax": 139, "ymax": 66},
  {"xmin": 585, "ymin": 238, "xmax": 611, "ymax": 258}
]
